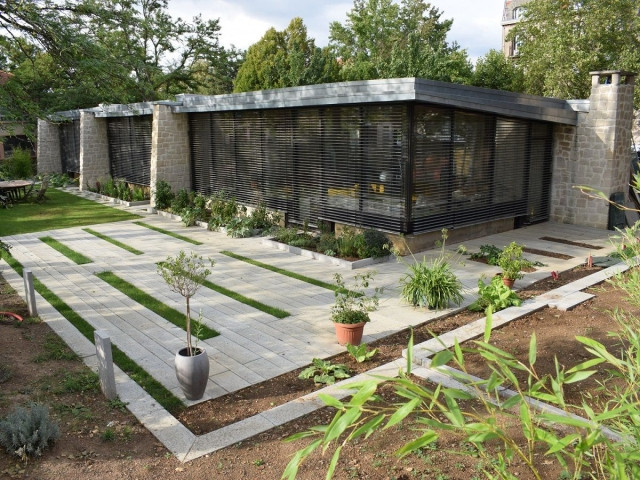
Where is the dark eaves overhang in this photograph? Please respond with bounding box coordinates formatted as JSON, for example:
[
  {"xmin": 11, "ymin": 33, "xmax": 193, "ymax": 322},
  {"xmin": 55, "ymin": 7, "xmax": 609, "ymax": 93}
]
[{"xmin": 172, "ymin": 77, "xmax": 578, "ymax": 126}]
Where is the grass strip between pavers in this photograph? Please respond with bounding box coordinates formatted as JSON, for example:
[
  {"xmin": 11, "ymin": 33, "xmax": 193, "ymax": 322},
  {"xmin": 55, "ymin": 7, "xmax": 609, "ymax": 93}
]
[
  {"xmin": 83, "ymin": 228, "xmax": 144, "ymax": 255},
  {"xmin": 95, "ymin": 271, "xmax": 219, "ymax": 339},
  {"xmin": 220, "ymin": 250, "xmax": 341, "ymax": 293},
  {"xmin": 4, "ymin": 255, "xmax": 183, "ymax": 413},
  {"xmin": 39, "ymin": 236, "xmax": 92, "ymax": 265},
  {"xmin": 202, "ymin": 278, "xmax": 290, "ymax": 319},
  {"xmin": 133, "ymin": 221, "xmax": 202, "ymax": 245}
]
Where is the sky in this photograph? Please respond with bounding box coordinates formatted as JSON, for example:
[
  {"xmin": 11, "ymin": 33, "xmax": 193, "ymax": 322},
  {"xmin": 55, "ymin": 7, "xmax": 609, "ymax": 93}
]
[{"xmin": 168, "ymin": 0, "xmax": 506, "ymax": 63}]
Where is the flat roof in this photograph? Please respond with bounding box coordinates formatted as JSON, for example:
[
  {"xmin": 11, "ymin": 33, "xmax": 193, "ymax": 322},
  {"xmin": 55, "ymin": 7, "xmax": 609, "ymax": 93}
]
[{"xmin": 172, "ymin": 77, "xmax": 578, "ymax": 125}]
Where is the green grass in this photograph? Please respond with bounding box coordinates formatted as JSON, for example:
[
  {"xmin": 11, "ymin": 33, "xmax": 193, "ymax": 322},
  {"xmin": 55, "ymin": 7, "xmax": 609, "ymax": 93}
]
[
  {"xmin": 0, "ymin": 188, "xmax": 140, "ymax": 237},
  {"xmin": 201, "ymin": 278, "xmax": 290, "ymax": 319},
  {"xmin": 83, "ymin": 228, "xmax": 144, "ymax": 255},
  {"xmin": 34, "ymin": 333, "xmax": 79, "ymax": 363},
  {"xmin": 95, "ymin": 271, "xmax": 219, "ymax": 339},
  {"xmin": 133, "ymin": 221, "xmax": 202, "ymax": 245},
  {"xmin": 220, "ymin": 250, "xmax": 340, "ymax": 292},
  {"xmin": 40, "ymin": 236, "xmax": 93, "ymax": 264},
  {"xmin": 5, "ymin": 255, "xmax": 183, "ymax": 413}
]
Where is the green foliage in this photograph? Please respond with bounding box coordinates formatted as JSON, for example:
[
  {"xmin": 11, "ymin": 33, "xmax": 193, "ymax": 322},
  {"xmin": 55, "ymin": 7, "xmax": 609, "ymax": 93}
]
[
  {"xmin": 153, "ymin": 180, "xmax": 175, "ymax": 210},
  {"xmin": 470, "ymin": 244, "xmax": 502, "ymax": 266},
  {"xmin": 2, "ymin": 147, "xmax": 33, "ymax": 179},
  {"xmin": 58, "ymin": 371, "xmax": 100, "ymax": 393},
  {"xmin": 497, "ymin": 242, "xmax": 531, "ymax": 281},
  {"xmin": 171, "ymin": 188, "xmax": 192, "ymax": 213},
  {"xmin": 180, "ymin": 206, "xmax": 205, "ymax": 227},
  {"xmin": 468, "ymin": 275, "xmax": 523, "ymax": 313},
  {"xmin": 359, "ymin": 229, "xmax": 389, "ymax": 259},
  {"xmin": 346, "ymin": 343, "xmax": 378, "ymax": 363},
  {"xmin": 0, "ymin": 404, "xmax": 60, "ymax": 459},
  {"xmin": 157, "ymin": 250, "xmax": 215, "ymax": 354},
  {"xmin": 331, "ymin": 272, "xmax": 382, "ymax": 324},
  {"xmin": 207, "ymin": 191, "xmax": 241, "ymax": 230},
  {"xmin": 397, "ymin": 229, "xmax": 464, "ymax": 310},
  {"xmin": 337, "ymin": 227, "xmax": 365, "ymax": 258},
  {"xmin": 329, "ymin": 0, "xmax": 473, "ymax": 83},
  {"xmin": 248, "ymin": 202, "xmax": 281, "ymax": 231},
  {"xmin": 511, "ymin": 0, "xmax": 640, "ymax": 107},
  {"xmin": 225, "ymin": 216, "xmax": 254, "ymax": 238},
  {"xmin": 298, "ymin": 358, "xmax": 351, "ymax": 385},
  {"xmin": 101, "ymin": 427, "xmax": 115, "ymax": 442},
  {"xmin": 472, "ymin": 49, "xmax": 525, "ymax": 92},
  {"xmin": 0, "ymin": 239, "xmax": 11, "ymax": 260},
  {"xmin": 46, "ymin": 173, "xmax": 77, "ymax": 188},
  {"xmin": 612, "ymin": 220, "xmax": 640, "ymax": 261},
  {"xmin": 318, "ymin": 232, "xmax": 339, "ymax": 256},
  {"xmin": 234, "ymin": 17, "xmax": 339, "ymax": 93}
]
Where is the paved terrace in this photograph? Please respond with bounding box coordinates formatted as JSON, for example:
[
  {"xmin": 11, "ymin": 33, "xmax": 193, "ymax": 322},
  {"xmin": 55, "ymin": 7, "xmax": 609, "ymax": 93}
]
[{"xmin": 0, "ymin": 190, "xmax": 619, "ymax": 461}]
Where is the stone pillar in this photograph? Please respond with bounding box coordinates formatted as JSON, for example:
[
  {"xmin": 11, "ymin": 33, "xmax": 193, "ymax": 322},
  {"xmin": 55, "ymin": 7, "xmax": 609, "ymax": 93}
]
[
  {"xmin": 36, "ymin": 119, "xmax": 62, "ymax": 174},
  {"xmin": 80, "ymin": 110, "xmax": 110, "ymax": 191},
  {"xmin": 551, "ymin": 71, "xmax": 636, "ymax": 229},
  {"xmin": 150, "ymin": 103, "xmax": 191, "ymax": 207}
]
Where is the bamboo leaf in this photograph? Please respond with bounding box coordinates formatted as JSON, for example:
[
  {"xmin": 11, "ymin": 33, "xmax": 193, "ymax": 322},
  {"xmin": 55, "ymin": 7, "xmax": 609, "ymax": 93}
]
[
  {"xmin": 395, "ymin": 431, "xmax": 438, "ymax": 458},
  {"xmin": 529, "ymin": 332, "xmax": 537, "ymax": 366},
  {"xmin": 384, "ymin": 397, "xmax": 421, "ymax": 430}
]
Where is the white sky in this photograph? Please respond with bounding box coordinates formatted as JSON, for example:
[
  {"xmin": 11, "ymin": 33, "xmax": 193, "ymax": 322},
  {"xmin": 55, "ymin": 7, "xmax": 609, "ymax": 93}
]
[{"xmin": 167, "ymin": 0, "xmax": 506, "ymax": 63}]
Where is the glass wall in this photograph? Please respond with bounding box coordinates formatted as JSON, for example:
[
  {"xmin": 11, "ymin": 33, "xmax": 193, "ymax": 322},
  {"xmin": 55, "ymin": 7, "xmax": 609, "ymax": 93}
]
[{"xmin": 189, "ymin": 102, "xmax": 552, "ymax": 234}]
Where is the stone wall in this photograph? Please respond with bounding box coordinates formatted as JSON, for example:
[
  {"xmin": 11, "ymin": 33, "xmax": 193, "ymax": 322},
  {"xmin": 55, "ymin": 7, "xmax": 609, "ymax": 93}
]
[
  {"xmin": 36, "ymin": 119, "xmax": 61, "ymax": 174},
  {"xmin": 150, "ymin": 103, "xmax": 190, "ymax": 207},
  {"xmin": 550, "ymin": 71, "xmax": 636, "ymax": 229},
  {"xmin": 79, "ymin": 111, "xmax": 110, "ymax": 191}
]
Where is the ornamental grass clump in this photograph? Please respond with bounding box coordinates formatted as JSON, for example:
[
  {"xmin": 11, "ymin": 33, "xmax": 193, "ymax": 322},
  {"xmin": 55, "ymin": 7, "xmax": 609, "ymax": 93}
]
[{"xmin": 397, "ymin": 229, "xmax": 464, "ymax": 310}]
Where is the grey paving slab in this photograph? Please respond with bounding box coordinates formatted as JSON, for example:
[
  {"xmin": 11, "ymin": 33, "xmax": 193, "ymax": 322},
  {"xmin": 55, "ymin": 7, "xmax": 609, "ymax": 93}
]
[{"xmin": 549, "ymin": 291, "xmax": 595, "ymax": 311}]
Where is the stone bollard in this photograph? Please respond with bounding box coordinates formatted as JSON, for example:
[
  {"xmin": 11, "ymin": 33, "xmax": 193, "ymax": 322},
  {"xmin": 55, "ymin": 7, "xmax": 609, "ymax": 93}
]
[
  {"xmin": 94, "ymin": 330, "xmax": 117, "ymax": 400},
  {"xmin": 22, "ymin": 269, "xmax": 37, "ymax": 317}
]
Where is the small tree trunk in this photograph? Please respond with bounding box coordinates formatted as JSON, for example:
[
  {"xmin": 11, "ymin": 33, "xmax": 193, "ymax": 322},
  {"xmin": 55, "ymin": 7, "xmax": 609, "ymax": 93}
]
[{"xmin": 186, "ymin": 296, "xmax": 192, "ymax": 355}]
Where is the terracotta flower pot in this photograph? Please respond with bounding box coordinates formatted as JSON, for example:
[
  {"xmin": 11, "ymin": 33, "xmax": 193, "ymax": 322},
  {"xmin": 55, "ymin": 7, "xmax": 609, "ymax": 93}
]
[
  {"xmin": 333, "ymin": 322, "xmax": 366, "ymax": 346},
  {"xmin": 502, "ymin": 277, "xmax": 515, "ymax": 289},
  {"xmin": 175, "ymin": 347, "xmax": 209, "ymax": 400}
]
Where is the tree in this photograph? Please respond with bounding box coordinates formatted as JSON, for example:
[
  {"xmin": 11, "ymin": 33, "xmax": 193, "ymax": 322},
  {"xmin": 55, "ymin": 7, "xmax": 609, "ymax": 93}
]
[
  {"xmin": 511, "ymin": 0, "xmax": 640, "ymax": 102},
  {"xmin": 0, "ymin": 0, "xmax": 239, "ymax": 127},
  {"xmin": 472, "ymin": 49, "xmax": 525, "ymax": 92},
  {"xmin": 234, "ymin": 17, "xmax": 339, "ymax": 93},
  {"xmin": 329, "ymin": 0, "xmax": 473, "ymax": 83}
]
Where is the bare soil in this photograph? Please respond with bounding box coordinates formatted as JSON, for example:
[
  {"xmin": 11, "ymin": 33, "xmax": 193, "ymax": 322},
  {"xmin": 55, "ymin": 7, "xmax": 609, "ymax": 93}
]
[{"xmin": 0, "ymin": 264, "xmax": 632, "ymax": 480}]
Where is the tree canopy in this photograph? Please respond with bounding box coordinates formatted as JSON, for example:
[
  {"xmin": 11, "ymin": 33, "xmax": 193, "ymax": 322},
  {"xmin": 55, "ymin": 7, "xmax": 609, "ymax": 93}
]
[
  {"xmin": 472, "ymin": 49, "xmax": 525, "ymax": 92},
  {"xmin": 233, "ymin": 17, "xmax": 339, "ymax": 93},
  {"xmin": 0, "ymin": 0, "xmax": 239, "ymax": 126},
  {"xmin": 511, "ymin": 0, "xmax": 640, "ymax": 101},
  {"xmin": 329, "ymin": 0, "xmax": 473, "ymax": 83}
]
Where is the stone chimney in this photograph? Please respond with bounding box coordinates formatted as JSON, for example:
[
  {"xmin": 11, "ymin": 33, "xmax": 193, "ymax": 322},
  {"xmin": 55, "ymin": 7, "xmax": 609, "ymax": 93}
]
[{"xmin": 551, "ymin": 70, "xmax": 636, "ymax": 229}]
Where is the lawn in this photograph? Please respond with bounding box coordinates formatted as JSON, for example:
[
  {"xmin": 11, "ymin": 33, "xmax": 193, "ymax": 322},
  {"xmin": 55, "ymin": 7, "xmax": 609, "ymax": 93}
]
[{"xmin": 0, "ymin": 188, "xmax": 140, "ymax": 236}]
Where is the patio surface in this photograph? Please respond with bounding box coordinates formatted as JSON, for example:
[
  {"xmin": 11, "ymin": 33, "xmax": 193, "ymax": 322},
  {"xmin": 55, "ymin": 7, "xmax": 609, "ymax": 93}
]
[{"xmin": 0, "ymin": 189, "xmax": 619, "ymax": 461}]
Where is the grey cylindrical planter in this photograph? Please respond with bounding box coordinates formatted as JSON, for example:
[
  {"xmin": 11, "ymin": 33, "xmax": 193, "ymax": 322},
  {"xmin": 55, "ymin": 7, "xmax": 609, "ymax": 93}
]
[{"xmin": 175, "ymin": 347, "xmax": 209, "ymax": 400}]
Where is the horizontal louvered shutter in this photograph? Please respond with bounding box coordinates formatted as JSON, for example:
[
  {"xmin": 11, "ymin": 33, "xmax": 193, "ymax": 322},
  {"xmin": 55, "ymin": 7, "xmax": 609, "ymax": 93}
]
[{"xmin": 106, "ymin": 116, "xmax": 152, "ymax": 186}]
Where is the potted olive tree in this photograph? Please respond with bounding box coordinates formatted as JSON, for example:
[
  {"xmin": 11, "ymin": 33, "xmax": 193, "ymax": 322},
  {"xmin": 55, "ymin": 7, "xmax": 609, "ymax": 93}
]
[
  {"xmin": 331, "ymin": 272, "xmax": 382, "ymax": 346},
  {"xmin": 157, "ymin": 250, "xmax": 214, "ymax": 400},
  {"xmin": 497, "ymin": 242, "xmax": 531, "ymax": 288}
]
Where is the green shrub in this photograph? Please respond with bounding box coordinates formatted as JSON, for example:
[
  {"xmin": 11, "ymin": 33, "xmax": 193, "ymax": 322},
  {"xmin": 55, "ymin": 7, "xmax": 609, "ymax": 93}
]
[
  {"xmin": 359, "ymin": 229, "xmax": 389, "ymax": 258},
  {"xmin": 318, "ymin": 232, "xmax": 339, "ymax": 255},
  {"xmin": 102, "ymin": 177, "xmax": 117, "ymax": 198},
  {"xmin": 153, "ymin": 180, "xmax": 174, "ymax": 210},
  {"xmin": 225, "ymin": 216, "xmax": 253, "ymax": 238},
  {"xmin": 171, "ymin": 188, "xmax": 191, "ymax": 212},
  {"xmin": 181, "ymin": 206, "xmax": 205, "ymax": 227},
  {"xmin": 469, "ymin": 244, "xmax": 502, "ymax": 265},
  {"xmin": 208, "ymin": 191, "xmax": 241, "ymax": 230},
  {"xmin": 248, "ymin": 202, "xmax": 281, "ymax": 230},
  {"xmin": 331, "ymin": 272, "xmax": 382, "ymax": 324},
  {"xmin": 132, "ymin": 186, "xmax": 146, "ymax": 201},
  {"xmin": 468, "ymin": 275, "xmax": 522, "ymax": 312},
  {"xmin": 337, "ymin": 227, "xmax": 365, "ymax": 258},
  {"xmin": 0, "ymin": 404, "xmax": 60, "ymax": 459},
  {"xmin": 3, "ymin": 147, "xmax": 33, "ymax": 179}
]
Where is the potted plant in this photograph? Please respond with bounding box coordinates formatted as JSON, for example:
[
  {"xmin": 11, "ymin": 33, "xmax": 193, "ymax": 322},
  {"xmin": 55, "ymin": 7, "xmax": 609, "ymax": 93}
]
[
  {"xmin": 157, "ymin": 250, "xmax": 214, "ymax": 400},
  {"xmin": 331, "ymin": 272, "xmax": 382, "ymax": 346},
  {"xmin": 497, "ymin": 242, "xmax": 531, "ymax": 288}
]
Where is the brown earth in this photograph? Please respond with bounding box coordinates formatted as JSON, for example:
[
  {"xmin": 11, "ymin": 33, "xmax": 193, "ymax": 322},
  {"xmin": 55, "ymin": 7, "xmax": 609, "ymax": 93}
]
[{"xmin": 0, "ymin": 263, "xmax": 633, "ymax": 480}]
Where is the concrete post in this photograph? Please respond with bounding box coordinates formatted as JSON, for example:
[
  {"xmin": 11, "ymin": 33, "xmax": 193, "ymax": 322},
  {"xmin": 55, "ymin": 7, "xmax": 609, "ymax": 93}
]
[
  {"xmin": 22, "ymin": 269, "xmax": 37, "ymax": 317},
  {"xmin": 94, "ymin": 330, "xmax": 117, "ymax": 400}
]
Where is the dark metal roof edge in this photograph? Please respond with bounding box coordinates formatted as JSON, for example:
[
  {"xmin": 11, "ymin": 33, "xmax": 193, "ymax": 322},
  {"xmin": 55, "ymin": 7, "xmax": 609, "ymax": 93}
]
[
  {"xmin": 93, "ymin": 102, "xmax": 155, "ymax": 118},
  {"xmin": 172, "ymin": 77, "xmax": 577, "ymax": 125}
]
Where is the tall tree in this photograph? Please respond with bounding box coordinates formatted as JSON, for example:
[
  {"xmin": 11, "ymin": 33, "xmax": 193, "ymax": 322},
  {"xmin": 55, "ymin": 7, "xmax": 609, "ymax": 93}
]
[
  {"xmin": 234, "ymin": 17, "xmax": 339, "ymax": 93},
  {"xmin": 472, "ymin": 49, "xmax": 525, "ymax": 92},
  {"xmin": 511, "ymin": 0, "xmax": 640, "ymax": 101},
  {"xmin": 329, "ymin": 0, "xmax": 473, "ymax": 83},
  {"xmin": 0, "ymin": 0, "xmax": 238, "ymax": 125}
]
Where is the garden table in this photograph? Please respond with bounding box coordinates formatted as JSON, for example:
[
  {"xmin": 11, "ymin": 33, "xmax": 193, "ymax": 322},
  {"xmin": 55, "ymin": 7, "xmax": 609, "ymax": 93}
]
[{"xmin": 0, "ymin": 180, "xmax": 34, "ymax": 202}]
